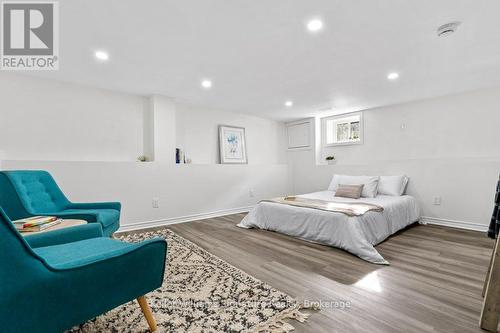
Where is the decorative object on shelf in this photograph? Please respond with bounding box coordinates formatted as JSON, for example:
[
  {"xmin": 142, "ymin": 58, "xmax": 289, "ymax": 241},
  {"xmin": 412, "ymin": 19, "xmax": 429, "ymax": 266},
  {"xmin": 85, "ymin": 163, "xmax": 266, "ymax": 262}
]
[
  {"xmin": 326, "ymin": 155, "xmax": 336, "ymax": 165},
  {"xmin": 218, "ymin": 125, "xmax": 247, "ymax": 164},
  {"xmin": 175, "ymin": 148, "xmax": 186, "ymax": 164},
  {"xmin": 137, "ymin": 155, "xmax": 148, "ymax": 162}
]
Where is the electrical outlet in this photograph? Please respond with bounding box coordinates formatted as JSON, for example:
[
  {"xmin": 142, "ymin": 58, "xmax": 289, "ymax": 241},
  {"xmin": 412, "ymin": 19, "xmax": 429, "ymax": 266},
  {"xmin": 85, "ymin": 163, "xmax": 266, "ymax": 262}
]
[
  {"xmin": 249, "ymin": 189, "xmax": 254, "ymax": 198},
  {"xmin": 152, "ymin": 197, "xmax": 160, "ymax": 208},
  {"xmin": 433, "ymin": 196, "xmax": 442, "ymax": 205}
]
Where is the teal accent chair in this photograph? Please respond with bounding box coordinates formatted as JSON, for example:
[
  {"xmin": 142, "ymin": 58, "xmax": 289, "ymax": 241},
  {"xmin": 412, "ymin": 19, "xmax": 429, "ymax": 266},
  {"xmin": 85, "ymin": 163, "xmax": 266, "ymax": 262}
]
[
  {"xmin": 0, "ymin": 207, "xmax": 167, "ymax": 333},
  {"xmin": 0, "ymin": 170, "xmax": 120, "ymax": 236}
]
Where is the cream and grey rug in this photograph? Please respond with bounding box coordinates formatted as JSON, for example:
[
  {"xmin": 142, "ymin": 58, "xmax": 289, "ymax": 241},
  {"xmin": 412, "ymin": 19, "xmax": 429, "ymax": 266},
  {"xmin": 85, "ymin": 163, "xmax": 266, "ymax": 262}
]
[{"xmin": 69, "ymin": 229, "xmax": 310, "ymax": 332}]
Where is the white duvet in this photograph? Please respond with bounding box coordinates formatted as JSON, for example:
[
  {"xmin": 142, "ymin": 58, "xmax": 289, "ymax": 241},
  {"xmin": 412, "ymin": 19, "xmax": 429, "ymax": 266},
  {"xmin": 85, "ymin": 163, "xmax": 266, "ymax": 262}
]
[{"xmin": 237, "ymin": 191, "xmax": 421, "ymax": 264}]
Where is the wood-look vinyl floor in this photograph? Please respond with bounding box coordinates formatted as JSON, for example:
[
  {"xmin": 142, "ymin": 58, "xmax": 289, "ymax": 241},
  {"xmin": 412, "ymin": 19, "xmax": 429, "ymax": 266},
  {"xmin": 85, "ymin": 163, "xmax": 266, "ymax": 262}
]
[{"xmin": 122, "ymin": 213, "xmax": 494, "ymax": 333}]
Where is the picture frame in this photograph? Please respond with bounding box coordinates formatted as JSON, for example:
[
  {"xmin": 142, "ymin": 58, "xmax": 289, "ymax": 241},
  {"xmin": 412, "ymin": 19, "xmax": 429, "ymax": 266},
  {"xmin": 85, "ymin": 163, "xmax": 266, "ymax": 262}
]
[{"xmin": 218, "ymin": 125, "xmax": 248, "ymax": 164}]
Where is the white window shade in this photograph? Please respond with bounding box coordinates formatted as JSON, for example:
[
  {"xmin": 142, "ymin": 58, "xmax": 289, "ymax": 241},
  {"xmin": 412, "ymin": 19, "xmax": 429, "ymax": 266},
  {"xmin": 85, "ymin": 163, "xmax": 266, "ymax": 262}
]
[{"xmin": 286, "ymin": 120, "xmax": 312, "ymax": 149}]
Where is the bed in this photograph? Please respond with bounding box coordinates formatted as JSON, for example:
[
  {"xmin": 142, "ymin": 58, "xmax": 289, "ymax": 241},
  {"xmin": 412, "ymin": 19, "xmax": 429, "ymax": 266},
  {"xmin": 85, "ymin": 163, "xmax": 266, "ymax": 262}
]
[{"xmin": 237, "ymin": 186, "xmax": 421, "ymax": 265}]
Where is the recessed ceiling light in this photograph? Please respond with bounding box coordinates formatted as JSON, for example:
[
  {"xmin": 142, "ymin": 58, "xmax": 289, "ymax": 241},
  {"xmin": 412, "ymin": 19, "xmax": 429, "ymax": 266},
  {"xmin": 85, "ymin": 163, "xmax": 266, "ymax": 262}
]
[
  {"xmin": 387, "ymin": 72, "xmax": 399, "ymax": 80},
  {"xmin": 201, "ymin": 79, "xmax": 212, "ymax": 89},
  {"xmin": 94, "ymin": 50, "xmax": 109, "ymax": 61},
  {"xmin": 285, "ymin": 101, "xmax": 293, "ymax": 107},
  {"xmin": 306, "ymin": 19, "xmax": 323, "ymax": 33}
]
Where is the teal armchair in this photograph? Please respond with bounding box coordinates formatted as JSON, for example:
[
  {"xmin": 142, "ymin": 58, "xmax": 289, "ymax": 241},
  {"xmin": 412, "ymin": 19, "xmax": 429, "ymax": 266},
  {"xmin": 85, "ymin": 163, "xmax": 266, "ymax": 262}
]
[
  {"xmin": 0, "ymin": 170, "xmax": 121, "ymax": 236},
  {"xmin": 0, "ymin": 207, "xmax": 167, "ymax": 333}
]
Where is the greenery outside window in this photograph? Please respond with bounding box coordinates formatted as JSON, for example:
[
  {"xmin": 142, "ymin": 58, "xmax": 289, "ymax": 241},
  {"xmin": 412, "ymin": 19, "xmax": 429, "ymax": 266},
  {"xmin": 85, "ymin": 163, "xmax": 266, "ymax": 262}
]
[{"xmin": 322, "ymin": 112, "xmax": 363, "ymax": 146}]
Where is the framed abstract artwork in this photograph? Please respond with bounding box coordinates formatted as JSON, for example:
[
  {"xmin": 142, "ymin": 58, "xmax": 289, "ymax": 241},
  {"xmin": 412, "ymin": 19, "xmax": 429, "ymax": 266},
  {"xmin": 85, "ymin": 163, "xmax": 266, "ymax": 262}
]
[{"xmin": 218, "ymin": 125, "xmax": 248, "ymax": 164}]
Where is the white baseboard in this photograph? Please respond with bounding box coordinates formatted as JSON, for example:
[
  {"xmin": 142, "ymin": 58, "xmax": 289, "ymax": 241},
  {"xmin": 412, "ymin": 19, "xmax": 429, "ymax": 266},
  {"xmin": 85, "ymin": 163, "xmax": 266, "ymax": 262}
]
[
  {"xmin": 117, "ymin": 206, "xmax": 254, "ymax": 233},
  {"xmin": 118, "ymin": 210, "xmax": 487, "ymax": 234},
  {"xmin": 420, "ymin": 216, "xmax": 488, "ymax": 232}
]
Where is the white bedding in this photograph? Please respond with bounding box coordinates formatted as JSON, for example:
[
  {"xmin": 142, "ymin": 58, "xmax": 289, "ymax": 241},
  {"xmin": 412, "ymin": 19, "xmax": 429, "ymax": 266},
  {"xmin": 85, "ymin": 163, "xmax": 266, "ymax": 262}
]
[{"xmin": 237, "ymin": 191, "xmax": 420, "ymax": 264}]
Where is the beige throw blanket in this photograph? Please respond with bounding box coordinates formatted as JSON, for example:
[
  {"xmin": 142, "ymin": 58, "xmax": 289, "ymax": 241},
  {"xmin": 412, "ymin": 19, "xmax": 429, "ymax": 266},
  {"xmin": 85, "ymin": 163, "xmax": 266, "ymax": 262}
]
[{"xmin": 262, "ymin": 196, "xmax": 384, "ymax": 217}]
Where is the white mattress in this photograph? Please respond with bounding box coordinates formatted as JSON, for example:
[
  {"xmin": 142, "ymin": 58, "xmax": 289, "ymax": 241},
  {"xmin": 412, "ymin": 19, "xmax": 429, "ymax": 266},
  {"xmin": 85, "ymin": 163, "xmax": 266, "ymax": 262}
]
[{"xmin": 237, "ymin": 191, "xmax": 421, "ymax": 264}]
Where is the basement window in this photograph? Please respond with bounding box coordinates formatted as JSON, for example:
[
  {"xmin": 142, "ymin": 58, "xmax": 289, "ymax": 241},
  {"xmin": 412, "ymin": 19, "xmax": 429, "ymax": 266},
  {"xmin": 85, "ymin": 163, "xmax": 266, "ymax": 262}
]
[{"xmin": 322, "ymin": 112, "xmax": 363, "ymax": 146}]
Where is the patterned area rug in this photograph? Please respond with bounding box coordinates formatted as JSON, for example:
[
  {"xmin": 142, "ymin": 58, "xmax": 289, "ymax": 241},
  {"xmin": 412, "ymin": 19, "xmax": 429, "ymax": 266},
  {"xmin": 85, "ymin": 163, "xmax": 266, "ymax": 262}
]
[{"xmin": 69, "ymin": 229, "xmax": 309, "ymax": 332}]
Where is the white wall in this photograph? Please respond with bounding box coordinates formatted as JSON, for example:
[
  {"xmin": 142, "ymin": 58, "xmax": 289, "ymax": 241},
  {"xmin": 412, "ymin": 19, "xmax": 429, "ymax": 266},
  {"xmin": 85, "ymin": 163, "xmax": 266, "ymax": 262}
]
[
  {"xmin": 2, "ymin": 72, "xmax": 498, "ymax": 232},
  {"xmin": 176, "ymin": 104, "xmax": 286, "ymax": 165},
  {"xmin": 0, "ymin": 72, "xmax": 145, "ymax": 161},
  {"xmin": 288, "ymin": 88, "xmax": 500, "ymax": 230},
  {"xmin": 0, "ymin": 73, "xmax": 286, "ymax": 165},
  {"xmin": 150, "ymin": 95, "xmax": 177, "ymax": 163},
  {"xmin": 0, "ymin": 160, "xmax": 288, "ymax": 229},
  {"xmin": 0, "ymin": 73, "xmax": 289, "ymax": 229}
]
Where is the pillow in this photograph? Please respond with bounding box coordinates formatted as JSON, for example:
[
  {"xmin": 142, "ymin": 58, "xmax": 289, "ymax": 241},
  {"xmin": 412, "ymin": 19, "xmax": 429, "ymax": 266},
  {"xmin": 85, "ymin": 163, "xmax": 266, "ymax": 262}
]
[
  {"xmin": 334, "ymin": 184, "xmax": 364, "ymax": 199},
  {"xmin": 378, "ymin": 175, "xmax": 409, "ymax": 196},
  {"xmin": 328, "ymin": 175, "xmax": 380, "ymax": 198}
]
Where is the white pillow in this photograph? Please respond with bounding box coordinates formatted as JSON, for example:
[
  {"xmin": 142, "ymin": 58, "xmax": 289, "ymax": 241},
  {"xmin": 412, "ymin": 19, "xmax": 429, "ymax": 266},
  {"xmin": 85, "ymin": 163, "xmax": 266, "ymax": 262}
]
[
  {"xmin": 328, "ymin": 175, "xmax": 380, "ymax": 198},
  {"xmin": 378, "ymin": 175, "xmax": 409, "ymax": 196}
]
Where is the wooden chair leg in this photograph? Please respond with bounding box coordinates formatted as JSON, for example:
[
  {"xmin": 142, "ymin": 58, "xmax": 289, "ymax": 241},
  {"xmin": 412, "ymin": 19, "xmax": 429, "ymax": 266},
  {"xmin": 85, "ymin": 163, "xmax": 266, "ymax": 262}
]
[
  {"xmin": 480, "ymin": 237, "xmax": 500, "ymax": 332},
  {"xmin": 137, "ymin": 296, "xmax": 158, "ymax": 332},
  {"xmin": 483, "ymin": 238, "xmax": 498, "ymax": 297}
]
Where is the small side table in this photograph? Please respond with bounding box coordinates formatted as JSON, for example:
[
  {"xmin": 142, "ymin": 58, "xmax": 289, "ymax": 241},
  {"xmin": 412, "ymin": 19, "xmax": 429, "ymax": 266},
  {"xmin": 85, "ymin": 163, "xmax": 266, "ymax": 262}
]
[{"xmin": 20, "ymin": 219, "xmax": 87, "ymax": 236}]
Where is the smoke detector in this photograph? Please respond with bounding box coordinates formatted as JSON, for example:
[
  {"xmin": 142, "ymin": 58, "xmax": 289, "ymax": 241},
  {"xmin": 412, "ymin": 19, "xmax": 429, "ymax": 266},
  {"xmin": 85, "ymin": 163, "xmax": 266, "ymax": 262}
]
[{"xmin": 437, "ymin": 22, "xmax": 461, "ymax": 37}]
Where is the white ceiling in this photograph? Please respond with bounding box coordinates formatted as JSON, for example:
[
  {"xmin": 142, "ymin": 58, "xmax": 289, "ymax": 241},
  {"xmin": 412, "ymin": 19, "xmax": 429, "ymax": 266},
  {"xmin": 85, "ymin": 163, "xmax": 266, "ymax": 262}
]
[{"xmin": 22, "ymin": 0, "xmax": 500, "ymax": 120}]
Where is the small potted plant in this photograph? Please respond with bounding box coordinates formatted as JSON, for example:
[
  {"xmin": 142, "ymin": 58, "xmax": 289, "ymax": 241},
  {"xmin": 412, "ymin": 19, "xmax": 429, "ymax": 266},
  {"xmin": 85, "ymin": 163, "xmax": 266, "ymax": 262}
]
[
  {"xmin": 137, "ymin": 155, "xmax": 148, "ymax": 162},
  {"xmin": 325, "ymin": 155, "xmax": 336, "ymax": 165}
]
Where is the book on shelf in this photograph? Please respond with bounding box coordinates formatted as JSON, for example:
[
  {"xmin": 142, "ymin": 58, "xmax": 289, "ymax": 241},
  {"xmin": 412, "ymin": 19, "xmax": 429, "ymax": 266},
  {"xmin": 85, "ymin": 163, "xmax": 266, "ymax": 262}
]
[{"xmin": 19, "ymin": 219, "xmax": 62, "ymax": 232}]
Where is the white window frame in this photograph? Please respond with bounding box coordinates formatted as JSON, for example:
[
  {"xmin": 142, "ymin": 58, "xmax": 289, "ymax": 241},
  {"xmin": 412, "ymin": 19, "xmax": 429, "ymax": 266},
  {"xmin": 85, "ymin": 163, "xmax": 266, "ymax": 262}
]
[{"xmin": 321, "ymin": 112, "xmax": 363, "ymax": 147}]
